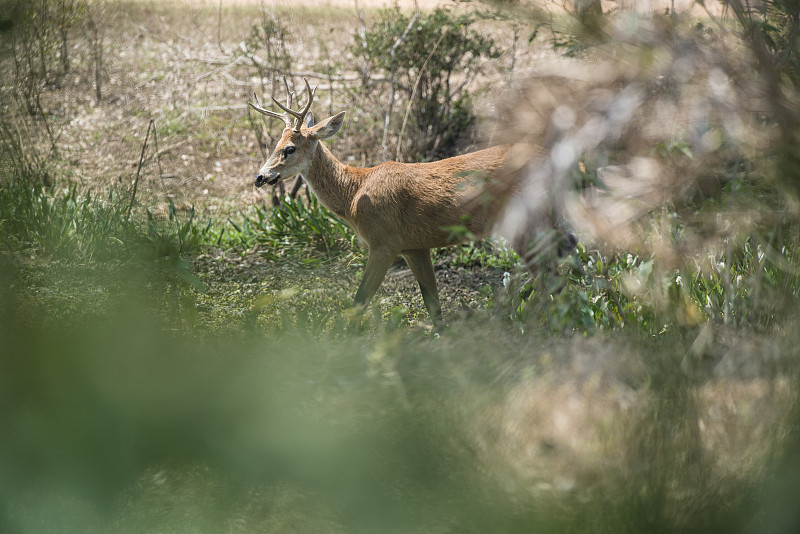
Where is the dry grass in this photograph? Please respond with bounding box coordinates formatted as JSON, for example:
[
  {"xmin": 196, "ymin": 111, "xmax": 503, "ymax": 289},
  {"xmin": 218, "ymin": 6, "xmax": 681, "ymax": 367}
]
[{"xmin": 49, "ymin": 1, "xmax": 525, "ymax": 216}]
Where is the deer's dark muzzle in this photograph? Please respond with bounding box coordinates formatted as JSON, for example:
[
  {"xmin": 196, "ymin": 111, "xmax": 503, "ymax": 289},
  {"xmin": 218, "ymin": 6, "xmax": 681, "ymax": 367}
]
[{"xmin": 255, "ymin": 173, "xmax": 279, "ymax": 188}]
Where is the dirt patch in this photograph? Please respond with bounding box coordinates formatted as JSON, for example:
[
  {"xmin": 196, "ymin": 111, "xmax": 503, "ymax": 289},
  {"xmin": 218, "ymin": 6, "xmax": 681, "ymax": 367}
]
[
  {"xmin": 187, "ymin": 247, "xmax": 509, "ymax": 331},
  {"xmin": 131, "ymin": 0, "xmax": 729, "ymax": 14},
  {"xmin": 156, "ymin": 0, "xmax": 445, "ymax": 8}
]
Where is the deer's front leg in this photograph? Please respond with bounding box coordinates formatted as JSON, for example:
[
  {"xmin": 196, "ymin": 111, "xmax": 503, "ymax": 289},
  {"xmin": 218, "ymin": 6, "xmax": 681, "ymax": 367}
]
[
  {"xmin": 353, "ymin": 246, "xmax": 396, "ymax": 309},
  {"xmin": 401, "ymin": 249, "xmax": 442, "ymax": 324}
]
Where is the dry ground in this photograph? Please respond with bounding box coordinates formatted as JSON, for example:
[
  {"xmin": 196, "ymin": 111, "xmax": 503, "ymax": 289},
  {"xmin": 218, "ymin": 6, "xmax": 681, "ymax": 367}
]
[
  {"xmin": 61, "ymin": 2, "xmax": 364, "ymax": 214},
  {"xmin": 57, "ymin": 1, "xmax": 530, "ymax": 218}
]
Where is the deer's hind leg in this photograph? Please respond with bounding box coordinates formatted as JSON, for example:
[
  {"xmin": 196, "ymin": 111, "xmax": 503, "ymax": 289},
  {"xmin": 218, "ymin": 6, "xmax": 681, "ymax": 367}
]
[{"xmin": 402, "ymin": 249, "xmax": 442, "ymax": 325}]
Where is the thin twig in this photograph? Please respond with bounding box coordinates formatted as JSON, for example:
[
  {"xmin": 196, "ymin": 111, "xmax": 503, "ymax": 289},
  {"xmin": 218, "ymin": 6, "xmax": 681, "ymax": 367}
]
[
  {"xmin": 217, "ymin": 0, "xmax": 225, "ymax": 55},
  {"xmin": 152, "ymin": 121, "xmax": 163, "ymax": 179},
  {"xmin": 194, "ymin": 55, "xmax": 247, "ymax": 83},
  {"xmin": 127, "ymin": 138, "xmax": 190, "ymax": 167},
  {"xmin": 396, "ymin": 31, "xmax": 446, "ymax": 161},
  {"xmin": 127, "ymin": 119, "xmax": 155, "ymax": 218},
  {"xmin": 382, "ymin": 12, "xmax": 419, "ymax": 161}
]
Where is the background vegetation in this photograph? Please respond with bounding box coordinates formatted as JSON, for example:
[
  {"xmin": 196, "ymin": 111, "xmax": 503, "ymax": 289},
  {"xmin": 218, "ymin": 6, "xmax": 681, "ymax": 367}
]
[{"xmin": 1, "ymin": 0, "xmax": 800, "ymax": 532}]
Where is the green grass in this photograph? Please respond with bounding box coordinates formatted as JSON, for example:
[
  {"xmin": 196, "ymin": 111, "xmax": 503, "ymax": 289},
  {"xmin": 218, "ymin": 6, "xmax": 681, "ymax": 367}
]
[
  {"xmin": 0, "ymin": 178, "xmax": 199, "ymax": 257},
  {"xmin": 3, "ymin": 2, "xmax": 800, "ymax": 531},
  {"xmin": 11, "ymin": 173, "xmax": 792, "ymax": 336},
  {"xmin": 234, "ymin": 192, "xmax": 360, "ymax": 265},
  {"xmin": 2, "ymin": 259, "xmax": 797, "ymax": 533}
]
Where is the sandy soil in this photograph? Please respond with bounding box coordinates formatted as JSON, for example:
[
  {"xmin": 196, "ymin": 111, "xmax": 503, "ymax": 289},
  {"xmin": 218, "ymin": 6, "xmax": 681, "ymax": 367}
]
[
  {"xmin": 127, "ymin": 0, "xmax": 728, "ymax": 14},
  {"xmin": 129, "ymin": 0, "xmax": 450, "ymax": 9}
]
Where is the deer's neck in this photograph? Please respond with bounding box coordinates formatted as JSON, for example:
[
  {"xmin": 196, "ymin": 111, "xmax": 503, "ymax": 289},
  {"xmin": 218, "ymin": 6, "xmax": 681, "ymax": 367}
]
[{"xmin": 303, "ymin": 142, "xmax": 361, "ymax": 220}]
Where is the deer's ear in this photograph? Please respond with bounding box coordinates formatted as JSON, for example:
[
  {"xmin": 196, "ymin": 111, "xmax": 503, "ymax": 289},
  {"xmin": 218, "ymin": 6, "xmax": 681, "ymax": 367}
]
[
  {"xmin": 309, "ymin": 111, "xmax": 345, "ymax": 140},
  {"xmin": 305, "ymin": 112, "xmax": 315, "ymax": 128}
]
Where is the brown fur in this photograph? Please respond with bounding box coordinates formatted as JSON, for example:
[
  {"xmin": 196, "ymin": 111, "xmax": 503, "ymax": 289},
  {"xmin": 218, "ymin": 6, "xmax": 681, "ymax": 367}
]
[{"xmin": 255, "ymin": 111, "xmax": 555, "ymax": 324}]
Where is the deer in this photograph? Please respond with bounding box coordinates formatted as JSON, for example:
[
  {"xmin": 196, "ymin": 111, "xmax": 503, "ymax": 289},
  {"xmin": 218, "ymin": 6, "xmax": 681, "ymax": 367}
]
[{"xmin": 249, "ymin": 78, "xmax": 575, "ymax": 325}]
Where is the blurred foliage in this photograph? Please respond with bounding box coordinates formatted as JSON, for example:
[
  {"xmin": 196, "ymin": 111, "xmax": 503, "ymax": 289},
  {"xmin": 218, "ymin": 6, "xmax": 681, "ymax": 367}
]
[
  {"xmin": 482, "ymin": 0, "xmax": 800, "ymax": 335},
  {"xmin": 743, "ymin": 0, "xmax": 800, "ymax": 83},
  {"xmin": 2, "ymin": 255, "xmax": 798, "ymax": 532},
  {"xmin": 2, "ymin": 1, "xmax": 800, "ymax": 533},
  {"xmin": 353, "ymin": 7, "xmax": 500, "ymax": 161}
]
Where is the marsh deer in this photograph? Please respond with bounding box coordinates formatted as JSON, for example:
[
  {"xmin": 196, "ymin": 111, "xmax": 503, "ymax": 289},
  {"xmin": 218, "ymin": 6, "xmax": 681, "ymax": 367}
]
[{"xmin": 249, "ymin": 79, "xmax": 575, "ymax": 324}]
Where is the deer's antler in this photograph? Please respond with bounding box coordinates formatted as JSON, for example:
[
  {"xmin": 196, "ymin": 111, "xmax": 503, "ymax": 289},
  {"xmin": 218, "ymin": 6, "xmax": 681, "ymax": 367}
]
[
  {"xmin": 271, "ymin": 77, "xmax": 316, "ymax": 131},
  {"xmin": 249, "ymin": 77, "xmax": 316, "ymax": 131},
  {"xmin": 249, "ymin": 92, "xmax": 292, "ymax": 129}
]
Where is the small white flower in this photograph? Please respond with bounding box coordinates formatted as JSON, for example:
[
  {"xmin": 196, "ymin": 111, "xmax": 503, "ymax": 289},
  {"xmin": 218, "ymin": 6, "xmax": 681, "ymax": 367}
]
[{"xmin": 503, "ymin": 272, "xmax": 511, "ymax": 288}]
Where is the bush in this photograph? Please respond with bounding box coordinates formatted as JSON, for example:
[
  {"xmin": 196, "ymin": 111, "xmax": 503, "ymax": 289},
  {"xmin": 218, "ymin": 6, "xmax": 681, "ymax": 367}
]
[
  {"xmin": 0, "ymin": 175, "xmax": 216, "ymax": 292},
  {"xmin": 240, "ymin": 9, "xmax": 292, "ymax": 128},
  {"xmin": 232, "ymin": 192, "xmax": 359, "ymax": 265},
  {"xmin": 353, "ymin": 7, "xmax": 500, "ymax": 161}
]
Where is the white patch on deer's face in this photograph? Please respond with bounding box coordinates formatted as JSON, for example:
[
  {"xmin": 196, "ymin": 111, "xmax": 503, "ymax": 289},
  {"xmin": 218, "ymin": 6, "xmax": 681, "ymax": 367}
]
[{"xmin": 260, "ymin": 131, "xmax": 316, "ymax": 185}]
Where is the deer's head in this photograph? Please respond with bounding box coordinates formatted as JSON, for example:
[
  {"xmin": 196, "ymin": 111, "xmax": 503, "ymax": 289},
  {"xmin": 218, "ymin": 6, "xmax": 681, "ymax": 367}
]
[{"xmin": 249, "ymin": 78, "xmax": 345, "ymax": 188}]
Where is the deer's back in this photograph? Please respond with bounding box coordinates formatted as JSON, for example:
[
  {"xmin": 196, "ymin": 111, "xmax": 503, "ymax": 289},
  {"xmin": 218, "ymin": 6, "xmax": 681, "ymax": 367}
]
[{"xmin": 349, "ymin": 145, "xmax": 520, "ymax": 250}]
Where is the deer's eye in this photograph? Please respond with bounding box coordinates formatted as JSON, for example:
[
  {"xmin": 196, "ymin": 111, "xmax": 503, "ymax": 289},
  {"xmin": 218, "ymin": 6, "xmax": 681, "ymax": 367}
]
[{"xmin": 283, "ymin": 145, "xmax": 295, "ymax": 157}]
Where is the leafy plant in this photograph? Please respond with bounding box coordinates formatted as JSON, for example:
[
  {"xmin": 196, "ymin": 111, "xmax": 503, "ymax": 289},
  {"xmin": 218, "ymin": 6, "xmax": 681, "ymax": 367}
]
[
  {"xmin": 353, "ymin": 7, "xmax": 500, "ymax": 161},
  {"xmin": 444, "ymin": 238, "xmax": 520, "ymax": 271},
  {"xmin": 0, "ymin": 177, "xmax": 216, "ymax": 266},
  {"xmin": 498, "ymin": 224, "xmax": 800, "ymax": 334},
  {"xmin": 743, "ymin": 0, "xmax": 800, "ymax": 84},
  {"xmin": 496, "ymin": 245, "xmax": 655, "ymax": 334},
  {"xmin": 229, "ymin": 191, "xmax": 359, "ymax": 265}
]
